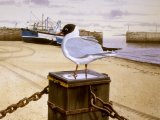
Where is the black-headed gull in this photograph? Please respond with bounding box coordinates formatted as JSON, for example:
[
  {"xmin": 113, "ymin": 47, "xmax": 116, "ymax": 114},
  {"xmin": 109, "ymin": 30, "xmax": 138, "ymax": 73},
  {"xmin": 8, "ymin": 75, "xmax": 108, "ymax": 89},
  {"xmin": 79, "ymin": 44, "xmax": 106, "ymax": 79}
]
[{"xmin": 59, "ymin": 24, "xmax": 116, "ymax": 77}]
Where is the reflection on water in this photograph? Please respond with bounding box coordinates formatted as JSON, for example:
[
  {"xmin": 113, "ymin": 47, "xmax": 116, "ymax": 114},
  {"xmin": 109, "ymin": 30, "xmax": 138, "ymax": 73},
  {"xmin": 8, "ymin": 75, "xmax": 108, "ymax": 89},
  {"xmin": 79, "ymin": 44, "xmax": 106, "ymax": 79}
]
[
  {"xmin": 103, "ymin": 36, "xmax": 160, "ymax": 64},
  {"xmin": 103, "ymin": 36, "xmax": 126, "ymax": 48}
]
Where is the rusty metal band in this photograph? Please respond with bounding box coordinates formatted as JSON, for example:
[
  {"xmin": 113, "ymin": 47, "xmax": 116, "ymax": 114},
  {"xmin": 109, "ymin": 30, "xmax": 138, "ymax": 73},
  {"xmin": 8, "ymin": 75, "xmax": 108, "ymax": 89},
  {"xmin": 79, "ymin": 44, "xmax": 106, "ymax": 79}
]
[
  {"xmin": 47, "ymin": 75, "xmax": 69, "ymax": 88},
  {"xmin": 48, "ymin": 101, "xmax": 98, "ymax": 115}
]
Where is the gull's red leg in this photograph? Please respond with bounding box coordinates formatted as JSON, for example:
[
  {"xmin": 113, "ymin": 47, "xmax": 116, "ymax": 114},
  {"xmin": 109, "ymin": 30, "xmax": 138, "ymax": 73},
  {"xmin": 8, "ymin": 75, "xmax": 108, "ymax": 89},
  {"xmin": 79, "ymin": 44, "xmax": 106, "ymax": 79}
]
[
  {"xmin": 73, "ymin": 64, "xmax": 78, "ymax": 78},
  {"xmin": 85, "ymin": 64, "xmax": 88, "ymax": 78}
]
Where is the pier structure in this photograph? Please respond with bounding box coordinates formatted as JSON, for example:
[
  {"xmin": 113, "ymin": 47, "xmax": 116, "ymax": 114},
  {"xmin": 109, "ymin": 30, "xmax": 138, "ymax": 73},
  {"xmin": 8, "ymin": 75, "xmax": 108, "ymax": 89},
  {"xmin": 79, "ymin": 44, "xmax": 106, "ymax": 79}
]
[
  {"xmin": 0, "ymin": 27, "xmax": 21, "ymax": 41},
  {"xmin": 126, "ymin": 32, "xmax": 160, "ymax": 43},
  {"xmin": 80, "ymin": 29, "xmax": 103, "ymax": 45}
]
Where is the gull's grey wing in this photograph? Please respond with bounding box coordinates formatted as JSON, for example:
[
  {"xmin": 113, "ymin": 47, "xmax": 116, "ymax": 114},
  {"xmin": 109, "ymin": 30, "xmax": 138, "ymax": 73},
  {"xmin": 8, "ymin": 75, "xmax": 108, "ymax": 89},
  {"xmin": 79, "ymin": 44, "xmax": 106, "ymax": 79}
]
[{"xmin": 65, "ymin": 37, "xmax": 103, "ymax": 58}]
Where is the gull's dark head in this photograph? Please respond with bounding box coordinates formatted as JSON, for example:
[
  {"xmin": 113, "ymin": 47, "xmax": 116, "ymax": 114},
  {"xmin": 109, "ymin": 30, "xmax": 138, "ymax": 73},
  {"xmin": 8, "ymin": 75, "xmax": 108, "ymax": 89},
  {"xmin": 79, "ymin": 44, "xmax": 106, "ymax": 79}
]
[{"xmin": 61, "ymin": 24, "xmax": 76, "ymax": 36}]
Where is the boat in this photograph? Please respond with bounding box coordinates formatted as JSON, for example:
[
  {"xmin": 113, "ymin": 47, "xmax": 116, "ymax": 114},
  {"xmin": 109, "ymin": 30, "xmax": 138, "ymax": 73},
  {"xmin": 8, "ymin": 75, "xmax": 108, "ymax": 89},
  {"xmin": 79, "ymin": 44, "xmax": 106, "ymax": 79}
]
[
  {"xmin": 21, "ymin": 14, "xmax": 104, "ymax": 46},
  {"xmin": 21, "ymin": 28, "xmax": 62, "ymax": 44},
  {"xmin": 21, "ymin": 14, "xmax": 63, "ymax": 45}
]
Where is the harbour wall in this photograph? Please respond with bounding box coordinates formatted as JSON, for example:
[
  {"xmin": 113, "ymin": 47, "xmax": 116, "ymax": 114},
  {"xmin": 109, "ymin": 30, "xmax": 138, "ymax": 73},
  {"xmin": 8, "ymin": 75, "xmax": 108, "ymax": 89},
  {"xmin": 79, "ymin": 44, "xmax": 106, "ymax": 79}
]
[
  {"xmin": 0, "ymin": 27, "xmax": 21, "ymax": 41},
  {"xmin": 80, "ymin": 29, "xmax": 103, "ymax": 45},
  {"xmin": 126, "ymin": 32, "xmax": 160, "ymax": 43},
  {"xmin": 0, "ymin": 27, "xmax": 103, "ymax": 45}
]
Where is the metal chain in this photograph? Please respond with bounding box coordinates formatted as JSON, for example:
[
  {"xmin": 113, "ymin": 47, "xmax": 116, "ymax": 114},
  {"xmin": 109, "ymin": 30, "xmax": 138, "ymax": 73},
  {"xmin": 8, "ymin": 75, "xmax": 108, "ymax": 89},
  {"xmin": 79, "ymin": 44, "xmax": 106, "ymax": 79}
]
[
  {"xmin": 0, "ymin": 85, "xmax": 128, "ymax": 119},
  {"xmin": 0, "ymin": 86, "xmax": 49, "ymax": 119},
  {"xmin": 89, "ymin": 86, "xmax": 128, "ymax": 120}
]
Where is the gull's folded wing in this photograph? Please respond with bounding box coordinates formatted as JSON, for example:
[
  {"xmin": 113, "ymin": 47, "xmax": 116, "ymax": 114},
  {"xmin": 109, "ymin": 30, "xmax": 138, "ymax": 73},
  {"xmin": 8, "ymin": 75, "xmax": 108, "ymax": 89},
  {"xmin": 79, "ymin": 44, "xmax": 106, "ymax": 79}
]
[{"xmin": 65, "ymin": 37, "xmax": 103, "ymax": 58}]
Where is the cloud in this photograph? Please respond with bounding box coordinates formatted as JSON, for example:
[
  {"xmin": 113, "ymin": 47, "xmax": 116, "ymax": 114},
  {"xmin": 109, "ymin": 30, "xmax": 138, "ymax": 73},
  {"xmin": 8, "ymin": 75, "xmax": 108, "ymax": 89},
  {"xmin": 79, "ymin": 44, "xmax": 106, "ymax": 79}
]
[
  {"xmin": 49, "ymin": 4, "xmax": 68, "ymax": 8},
  {"xmin": 24, "ymin": 0, "xmax": 50, "ymax": 6},
  {"xmin": 32, "ymin": 0, "xmax": 50, "ymax": 5},
  {"xmin": 107, "ymin": 25, "xmax": 123, "ymax": 29},
  {"xmin": 0, "ymin": 0, "xmax": 15, "ymax": 5},
  {"xmin": 78, "ymin": 23, "xmax": 103, "ymax": 28},
  {"xmin": 139, "ymin": 22, "xmax": 159, "ymax": 26},
  {"xmin": 102, "ymin": 9, "xmax": 148, "ymax": 19},
  {"xmin": 71, "ymin": 0, "xmax": 86, "ymax": 1},
  {"xmin": 59, "ymin": 11, "xmax": 87, "ymax": 16},
  {"xmin": 108, "ymin": 10, "xmax": 129, "ymax": 19},
  {"xmin": 126, "ymin": 22, "xmax": 160, "ymax": 27},
  {"xmin": 0, "ymin": 20, "xmax": 20, "ymax": 24},
  {"xmin": 103, "ymin": 0, "xmax": 127, "ymax": 5}
]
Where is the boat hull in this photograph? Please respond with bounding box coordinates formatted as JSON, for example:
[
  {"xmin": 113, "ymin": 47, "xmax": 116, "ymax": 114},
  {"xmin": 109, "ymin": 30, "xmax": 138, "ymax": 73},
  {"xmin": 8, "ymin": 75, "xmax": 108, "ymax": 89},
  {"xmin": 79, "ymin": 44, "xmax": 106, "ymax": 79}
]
[{"xmin": 21, "ymin": 28, "xmax": 58, "ymax": 44}]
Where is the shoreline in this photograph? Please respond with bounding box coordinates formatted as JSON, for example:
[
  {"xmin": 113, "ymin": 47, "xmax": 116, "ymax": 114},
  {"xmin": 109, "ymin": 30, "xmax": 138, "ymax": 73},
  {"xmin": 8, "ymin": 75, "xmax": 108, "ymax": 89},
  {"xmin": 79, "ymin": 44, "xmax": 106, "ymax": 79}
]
[{"xmin": 115, "ymin": 56, "xmax": 160, "ymax": 67}]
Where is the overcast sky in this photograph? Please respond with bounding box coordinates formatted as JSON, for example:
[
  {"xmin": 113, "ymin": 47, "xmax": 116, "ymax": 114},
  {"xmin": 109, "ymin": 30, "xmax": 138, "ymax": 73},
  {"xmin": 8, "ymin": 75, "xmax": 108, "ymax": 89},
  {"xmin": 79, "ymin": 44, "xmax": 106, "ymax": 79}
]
[{"xmin": 0, "ymin": 0, "xmax": 160, "ymax": 35}]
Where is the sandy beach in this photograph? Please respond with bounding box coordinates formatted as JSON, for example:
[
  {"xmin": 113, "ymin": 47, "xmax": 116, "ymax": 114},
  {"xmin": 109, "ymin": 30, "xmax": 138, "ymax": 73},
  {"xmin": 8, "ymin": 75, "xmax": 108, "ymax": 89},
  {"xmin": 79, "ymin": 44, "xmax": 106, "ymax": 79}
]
[{"xmin": 0, "ymin": 41, "xmax": 160, "ymax": 120}]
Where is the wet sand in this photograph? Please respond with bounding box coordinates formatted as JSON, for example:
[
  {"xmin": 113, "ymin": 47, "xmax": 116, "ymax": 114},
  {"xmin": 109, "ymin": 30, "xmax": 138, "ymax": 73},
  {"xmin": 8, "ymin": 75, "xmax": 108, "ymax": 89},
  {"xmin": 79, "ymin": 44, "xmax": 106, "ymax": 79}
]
[{"xmin": 0, "ymin": 41, "xmax": 160, "ymax": 120}]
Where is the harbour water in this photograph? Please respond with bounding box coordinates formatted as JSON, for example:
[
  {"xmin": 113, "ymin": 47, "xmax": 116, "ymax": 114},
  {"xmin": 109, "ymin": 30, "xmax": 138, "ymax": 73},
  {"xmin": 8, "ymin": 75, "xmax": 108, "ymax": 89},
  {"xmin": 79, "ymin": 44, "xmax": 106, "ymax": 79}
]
[{"xmin": 103, "ymin": 36, "xmax": 160, "ymax": 65}]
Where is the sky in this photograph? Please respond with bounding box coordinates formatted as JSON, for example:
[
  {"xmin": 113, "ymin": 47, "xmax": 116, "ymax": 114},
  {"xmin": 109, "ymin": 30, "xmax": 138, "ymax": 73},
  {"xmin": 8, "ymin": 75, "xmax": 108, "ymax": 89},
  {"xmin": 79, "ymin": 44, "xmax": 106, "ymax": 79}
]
[{"xmin": 0, "ymin": 0, "xmax": 160, "ymax": 36}]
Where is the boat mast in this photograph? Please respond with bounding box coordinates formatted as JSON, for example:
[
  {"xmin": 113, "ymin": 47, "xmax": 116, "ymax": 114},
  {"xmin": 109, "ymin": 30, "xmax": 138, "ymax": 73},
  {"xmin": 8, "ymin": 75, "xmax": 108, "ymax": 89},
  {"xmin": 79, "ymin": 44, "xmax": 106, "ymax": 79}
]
[{"xmin": 46, "ymin": 17, "xmax": 49, "ymax": 30}]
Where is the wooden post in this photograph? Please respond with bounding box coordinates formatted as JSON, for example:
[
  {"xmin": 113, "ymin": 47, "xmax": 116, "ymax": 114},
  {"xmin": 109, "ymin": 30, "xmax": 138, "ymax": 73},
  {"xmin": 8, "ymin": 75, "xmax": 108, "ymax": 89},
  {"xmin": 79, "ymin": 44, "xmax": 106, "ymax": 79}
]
[{"xmin": 47, "ymin": 70, "xmax": 110, "ymax": 120}]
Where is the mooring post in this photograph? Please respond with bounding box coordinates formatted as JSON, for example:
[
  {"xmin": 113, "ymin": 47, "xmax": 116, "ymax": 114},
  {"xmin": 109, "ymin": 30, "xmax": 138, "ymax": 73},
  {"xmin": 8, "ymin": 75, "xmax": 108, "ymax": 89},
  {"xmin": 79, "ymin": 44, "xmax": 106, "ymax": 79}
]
[{"xmin": 47, "ymin": 70, "xmax": 110, "ymax": 120}]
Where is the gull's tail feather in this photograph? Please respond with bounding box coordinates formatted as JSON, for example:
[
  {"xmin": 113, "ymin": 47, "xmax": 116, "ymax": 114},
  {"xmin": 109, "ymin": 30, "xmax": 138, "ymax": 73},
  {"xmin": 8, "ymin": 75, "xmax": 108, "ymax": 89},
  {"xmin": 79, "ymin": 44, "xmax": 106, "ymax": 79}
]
[
  {"xmin": 91, "ymin": 51, "xmax": 116, "ymax": 56},
  {"xmin": 79, "ymin": 51, "xmax": 116, "ymax": 59},
  {"xmin": 88, "ymin": 52, "xmax": 116, "ymax": 61}
]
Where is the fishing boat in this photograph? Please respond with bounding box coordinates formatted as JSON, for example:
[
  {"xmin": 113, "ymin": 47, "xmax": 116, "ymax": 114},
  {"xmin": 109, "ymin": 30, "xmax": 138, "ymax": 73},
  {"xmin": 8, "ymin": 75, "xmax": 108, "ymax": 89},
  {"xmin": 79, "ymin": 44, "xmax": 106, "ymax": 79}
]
[
  {"xmin": 21, "ymin": 14, "xmax": 105, "ymax": 46},
  {"xmin": 21, "ymin": 14, "xmax": 63, "ymax": 44},
  {"xmin": 21, "ymin": 28, "xmax": 62, "ymax": 44}
]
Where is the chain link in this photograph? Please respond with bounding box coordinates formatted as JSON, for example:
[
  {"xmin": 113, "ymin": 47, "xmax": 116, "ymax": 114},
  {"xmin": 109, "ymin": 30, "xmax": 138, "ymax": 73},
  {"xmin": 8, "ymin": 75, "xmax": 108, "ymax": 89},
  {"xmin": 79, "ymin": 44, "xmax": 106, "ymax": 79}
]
[
  {"xmin": 0, "ymin": 86, "xmax": 49, "ymax": 119},
  {"xmin": 89, "ymin": 86, "xmax": 128, "ymax": 120},
  {"xmin": 0, "ymin": 85, "xmax": 128, "ymax": 119}
]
